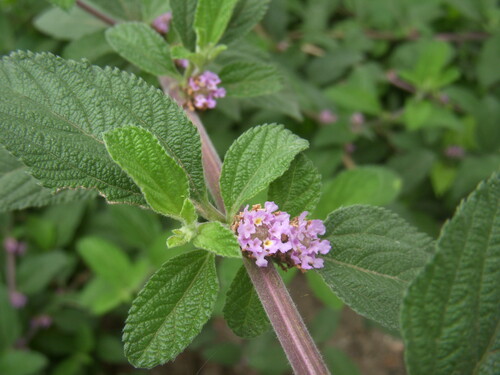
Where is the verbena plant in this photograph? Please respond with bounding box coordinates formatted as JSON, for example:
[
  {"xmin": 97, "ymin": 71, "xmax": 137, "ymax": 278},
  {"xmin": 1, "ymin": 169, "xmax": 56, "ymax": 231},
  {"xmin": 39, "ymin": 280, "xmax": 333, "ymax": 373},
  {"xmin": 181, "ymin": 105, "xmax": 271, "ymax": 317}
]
[{"xmin": 0, "ymin": 0, "xmax": 499, "ymax": 374}]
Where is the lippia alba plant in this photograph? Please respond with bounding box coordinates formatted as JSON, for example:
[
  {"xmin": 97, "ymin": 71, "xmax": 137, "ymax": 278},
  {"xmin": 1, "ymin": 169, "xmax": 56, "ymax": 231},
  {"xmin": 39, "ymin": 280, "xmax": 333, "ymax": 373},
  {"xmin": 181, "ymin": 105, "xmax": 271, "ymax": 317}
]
[{"xmin": 0, "ymin": 0, "xmax": 498, "ymax": 374}]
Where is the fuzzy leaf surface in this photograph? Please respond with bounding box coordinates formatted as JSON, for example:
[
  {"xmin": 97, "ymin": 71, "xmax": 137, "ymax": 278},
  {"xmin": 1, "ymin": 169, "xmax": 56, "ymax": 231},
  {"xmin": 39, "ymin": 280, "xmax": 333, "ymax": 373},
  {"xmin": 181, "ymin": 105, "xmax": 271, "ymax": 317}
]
[
  {"xmin": 221, "ymin": 0, "xmax": 271, "ymax": 44},
  {"xmin": 106, "ymin": 22, "xmax": 178, "ymax": 76},
  {"xmin": 268, "ymin": 153, "xmax": 321, "ymax": 217},
  {"xmin": 193, "ymin": 221, "xmax": 241, "ymax": 258},
  {"xmin": 318, "ymin": 205, "xmax": 434, "ymax": 330},
  {"xmin": 220, "ymin": 124, "xmax": 308, "ymax": 219},
  {"xmin": 194, "ymin": 0, "xmax": 238, "ymax": 48},
  {"xmin": 219, "ymin": 61, "xmax": 282, "ymax": 97},
  {"xmin": 170, "ymin": 0, "xmax": 198, "ymax": 50},
  {"xmin": 0, "ymin": 52, "xmax": 206, "ymax": 207},
  {"xmin": 223, "ymin": 266, "xmax": 270, "ymax": 338},
  {"xmin": 123, "ymin": 251, "xmax": 218, "ymax": 368},
  {"xmin": 402, "ymin": 173, "xmax": 500, "ymax": 375},
  {"xmin": 104, "ymin": 126, "xmax": 188, "ymax": 220}
]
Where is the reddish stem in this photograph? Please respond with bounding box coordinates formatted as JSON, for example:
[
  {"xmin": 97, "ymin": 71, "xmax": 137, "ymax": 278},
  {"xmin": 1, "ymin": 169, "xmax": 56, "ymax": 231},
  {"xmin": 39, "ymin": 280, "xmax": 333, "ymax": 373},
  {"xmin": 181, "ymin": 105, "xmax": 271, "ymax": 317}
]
[{"xmin": 76, "ymin": 0, "xmax": 116, "ymax": 26}]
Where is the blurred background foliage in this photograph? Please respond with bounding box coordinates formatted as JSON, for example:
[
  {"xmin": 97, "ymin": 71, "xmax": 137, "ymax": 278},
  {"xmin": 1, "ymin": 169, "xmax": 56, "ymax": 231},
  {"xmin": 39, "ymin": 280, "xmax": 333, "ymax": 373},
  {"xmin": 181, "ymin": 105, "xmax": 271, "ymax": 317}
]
[{"xmin": 0, "ymin": 0, "xmax": 499, "ymax": 374}]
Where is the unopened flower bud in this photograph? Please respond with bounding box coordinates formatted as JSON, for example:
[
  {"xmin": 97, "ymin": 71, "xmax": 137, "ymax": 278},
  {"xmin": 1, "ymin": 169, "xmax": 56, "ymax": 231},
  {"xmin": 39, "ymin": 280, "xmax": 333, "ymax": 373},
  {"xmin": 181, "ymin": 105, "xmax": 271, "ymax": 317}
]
[
  {"xmin": 152, "ymin": 12, "xmax": 172, "ymax": 35},
  {"xmin": 31, "ymin": 315, "xmax": 53, "ymax": 329},
  {"xmin": 318, "ymin": 109, "xmax": 337, "ymax": 125},
  {"xmin": 186, "ymin": 71, "xmax": 226, "ymax": 111},
  {"xmin": 9, "ymin": 291, "xmax": 27, "ymax": 309},
  {"xmin": 444, "ymin": 145, "xmax": 465, "ymax": 159},
  {"xmin": 3, "ymin": 237, "xmax": 26, "ymax": 256}
]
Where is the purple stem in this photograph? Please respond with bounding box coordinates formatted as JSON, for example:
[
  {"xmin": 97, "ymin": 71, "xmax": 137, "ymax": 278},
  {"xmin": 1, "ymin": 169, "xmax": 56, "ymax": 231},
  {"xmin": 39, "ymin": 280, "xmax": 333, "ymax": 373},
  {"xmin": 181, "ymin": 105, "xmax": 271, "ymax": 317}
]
[{"xmin": 76, "ymin": 0, "xmax": 116, "ymax": 26}]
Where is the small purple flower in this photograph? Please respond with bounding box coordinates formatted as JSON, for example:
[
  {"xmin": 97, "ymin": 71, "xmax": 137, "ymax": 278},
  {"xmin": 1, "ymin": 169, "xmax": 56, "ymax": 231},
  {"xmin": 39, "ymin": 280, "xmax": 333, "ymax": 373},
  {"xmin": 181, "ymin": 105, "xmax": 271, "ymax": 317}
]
[
  {"xmin": 9, "ymin": 291, "xmax": 27, "ymax": 309},
  {"xmin": 233, "ymin": 202, "xmax": 331, "ymax": 271},
  {"xmin": 152, "ymin": 12, "xmax": 172, "ymax": 35},
  {"xmin": 31, "ymin": 315, "xmax": 53, "ymax": 329},
  {"xmin": 175, "ymin": 59, "xmax": 189, "ymax": 69},
  {"xmin": 186, "ymin": 71, "xmax": 226, "ymax": 111},
  {"xmin": 445, "ymin": 145, "xmax": 465, "ymax": 159},
  {"xmin": 318, "ymin": 110, "xmax": 338, "ymax": 125},
  {"xmin": 3, "ymin": 237, "xmax": 26, "ymax": 256}
]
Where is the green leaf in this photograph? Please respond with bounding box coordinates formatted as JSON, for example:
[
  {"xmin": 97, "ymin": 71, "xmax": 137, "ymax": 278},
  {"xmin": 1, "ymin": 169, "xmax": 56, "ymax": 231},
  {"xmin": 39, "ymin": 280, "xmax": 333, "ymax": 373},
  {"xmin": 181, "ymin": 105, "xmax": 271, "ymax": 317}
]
[
  {"xmin": 403, "ymin": 99, "xmax": 462, "ymax": 131},
  {"xmin": 220, "ymin": 124, "xmax": 308, "ymax": 219},
  {"xmin": 268, "ymin": 153, "xmax": 321, "ymax": 217},
  {"xmin": 34, "ymin": 7, "xmax": 107, "ymax": 41},
  {"xmin": 79, "ymin": 277, "xmax": 127, "ymax": 315},
  {"xmin": 305, "ymin": 271, "xmax": 343, "ymax": 311},
  {"xmin": 104, "ymin": 126, "xmax": 189, "ymax": 221},
  {"xmin": 402, "ymin": 173, "xmax": 500, "ymax": 375},
  {"xmin": 323, "ymin": 347, "xmax": 361, "ymax": 375},
  {"xmin": 63, "ymin": 30, "xmax": 114, "ymax": 64},
  {"xmin": 0, "ymin": 146, "xmax": 94, "ymax": 212},
  {"xmin": 325, "ymin": 83, "xmax": 382, "ymax": 116},
  {"xmin": 477, "ymin": 33, "xmax": 500, "ymax": 88},
  {"xmin": 430, "ymin": 161, "xmax": 457, "ymax": 196},
  {"xmin": 314, "ymin": 167, "xmax": 402, "ymax": 219},
  {"xmin": 194, "ymin": 0, "xmax": 239, "ymax": 48},
  {"xmin": 170, "ymin": 0, "xmax": 198, "ymax": 51},
  {"xmin": 105, "ymin": 22, "xmax": 178, "ymax": 77},
  {"xmin": 318, "ymin": 205, "xmax": 434, "ymax": 330},
  {"xmin": 141, "ymin": 0, "xmax": 170, "ymax": 23},
  {"xmin": 0, "ymin": 286, "xmax": 21, "ymax": 352},
  {"xmin": 193, "ymin": 221, "xmax": 241, "ymax": 258},
  {"xmin": 0, "ymin": 52, "xmax": 207, "ymax": 208},
  {"xmin": 221, "ymin": 0, "xmax": 271, "ymax": 44},
  {"xmin": 123, "ymin": 250, "xmax": 218, "ymax": 368},
  {"xmin": 48, "ymin": 0, "xmax": 76, "ymax": 10},
  {"xmin": 223, "ymin": 266, "xmax": 270, "ymax": 338},
  {"xmin": 0, "ymin": 350, "xmax": 47, "ymax": 375},
  {"xmin": 87, "ymin": 0, "xmax": 142, "ymax": 21},
  {"xmin": 219, "ymin": 61, "xmax": 282, "ymax": 97}
]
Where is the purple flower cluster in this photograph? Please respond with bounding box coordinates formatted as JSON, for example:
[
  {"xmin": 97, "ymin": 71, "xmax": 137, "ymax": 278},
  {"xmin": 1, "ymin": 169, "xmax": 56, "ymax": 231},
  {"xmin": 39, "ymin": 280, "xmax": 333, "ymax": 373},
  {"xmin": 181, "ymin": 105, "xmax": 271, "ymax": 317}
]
[
  {"xmin": 152, "ymin": 12, "xmax": 172, "ymax": 35},
  {"xmin": 234, "ymin": 202, "xmax": 331, "ymax": 270},
  {"xmin": 187, "ymin": 71, "xmax": 226, "ymax": 110}
]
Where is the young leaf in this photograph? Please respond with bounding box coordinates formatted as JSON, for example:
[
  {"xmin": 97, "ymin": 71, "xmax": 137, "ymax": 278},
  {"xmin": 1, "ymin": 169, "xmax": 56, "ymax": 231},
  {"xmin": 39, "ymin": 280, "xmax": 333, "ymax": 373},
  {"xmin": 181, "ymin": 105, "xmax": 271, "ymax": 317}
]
[
  {"xmin": 0, "ymin": 146, "xmax": 94, "ymax": 212},
  {"xmin": 223, "ymin": 266, "xmax": 270, "ymax": 338},
  {"xmin": 314, "ymin": 166, "xmax": 402, "ymax": 219},
  {"xmin": 221, "ymin": 0, "xmax": 271, "ymax": 44},
  {"xmin": 402, "ymin": 173, "xmax": 500, "ymax": 375},
  {"xmin": 219, "ymin": 61, "xmax": 283, "ymax": 97},
  {"xmin": 0, "ymin": 52, "xmax": 206, "ymax": 208},
  {"xmin": 268, "ymin": 153, "xmax": 321, "ymax": 217},
  {"xmin": 104, "ymin": 126, "xmax": 189, "ymax": 221},
  {"xmin": 170, "ymin": 0, "xmax": 198, "ymax": 51},
  {"xmin": 105, "ymin": 22, "xmax": 179, "ymax": 77},
  {"xmin": 318, "ymin": 205, "xmax": 434, "ymax": 330},
  {"xmin": 193, "ymin": 221, "xmax": 241, "ymax": 258},
  {"xmin": 220, "ymin": 124, "xmax": 309, "ymax": 219},
  {"xmin": 123, "ymin": 251, "xmax": 218, "ymax": 368},
  {"xmin": 194, "ymin": 0, "xmax": 239, "ymax": 48}
]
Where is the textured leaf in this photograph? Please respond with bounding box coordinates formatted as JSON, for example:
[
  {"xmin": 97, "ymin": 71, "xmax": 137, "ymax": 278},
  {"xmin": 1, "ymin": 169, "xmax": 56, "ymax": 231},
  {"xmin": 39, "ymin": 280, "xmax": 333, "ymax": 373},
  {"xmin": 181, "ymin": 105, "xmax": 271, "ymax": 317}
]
[
  {"xmin": 314, "ymin": 166, "xmax": 402, "ymax": 219},
  {"xmin": 223, "ymin": 266, "xmax": 270, "ymax": 338},
  {"xmin": 194, "ymin": 0, "xmax": 239, "ymax": 48},
  {"xmin": 402, "ymin": 173, "xmax": 500, "ymax": 375},
  {"xmin": 0, "ymin": 146, "xmax": 94, "ymax": 212},
  {"xmin": 268, "ymin": 153, "xmax": 321, "ymax": 217},
  {"xmin": 62, "ymin": 30, "xmax": 114, "ymax": 63},
  {"xmin": 170, "ymin": 0, "xmax": 198, "ymax": 50},
  {"xmin": 193, "ymin": 221, "xmax": 241, "ymax": 258},
  {"xmin": 220, "ymin": 124, "xmax": 309, "ymax": 219},
  {"xmin": 219, "ymin": 61, "xmax": 282, "ymax": 97},
  {"xmin": 221, "ymin": 0, "xmax": 271, "ymax": 44},
  {"xmin": 0, "ymin": 52, "xmax": 206, "ymax": 208},
  {"xmin": 48, "ymin": 0, "xmax": 76, "ymax": 10},
  {"xmin": 318, "ymin": 205, "xmax": 434, "ymax": 330},
  {"xmin": 104, "ymin": 126, "xmax": 188, "ymax": 220},
  {"xmin": 141, "ymin": 0, "xmax": 170, "ymax": 23},
  {"xmin": 123, "ymin": 251, "xmax": 218, "ymax": 368},
  {"xmin": 106, "ymin": 22, "xmax": 178, "ymax": 77}
]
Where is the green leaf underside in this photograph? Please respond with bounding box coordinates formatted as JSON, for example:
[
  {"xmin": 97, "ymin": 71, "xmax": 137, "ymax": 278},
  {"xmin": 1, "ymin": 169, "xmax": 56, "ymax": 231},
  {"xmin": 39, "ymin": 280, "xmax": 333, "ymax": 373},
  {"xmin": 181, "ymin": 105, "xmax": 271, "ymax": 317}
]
[
  {"xmin": 0, "ymin": 52, "xmax": 206, "ymax": 207},
  {"xmin": 402, "ymin": 173, "xmax": 500, "ymax": 375},
  {"xmin": 123, "ymin": 251, "xmax": 218, "ymax": 368},
  {"xmin": 223, "ymin": 266, "xmax": 270, "ymax": 338},
  {"xmin": 219, "ymin": 61, "xmax": 282, "ymax": 97},
  {"xmin": 318, "ymin": 205, "xmax": 434, "ymax": 330},
  {"xmin": 106, "ymin": 22, "xmax": 178, "ymax": 77},
  {"xmin": 194, "ymin": 0, "xmax": 239, "ymax": 48},
  {"xmin": 0, "ymin": 146, "xmax": 94, "ymax": 212},
  {"xmin": 268, "ymin": 153, "xmax": 321, "ymax": 217},
  {"xmin": 221, "ymin": 0, "xmax": 271, "ymax": 44},
  {"xmin": 170, "ymin": 0, "xmax": 198, "ymax": 51},
  {"xmin": 193, "ymin": 221, "xmax": 242, "ymax": 258},
  {"xmin": 220, "ymin": 124, "xmax": 309, "ymax": 219},
  {"xmin": 104, "ymin": 126, "xmax": 189, "ymax": 220}
]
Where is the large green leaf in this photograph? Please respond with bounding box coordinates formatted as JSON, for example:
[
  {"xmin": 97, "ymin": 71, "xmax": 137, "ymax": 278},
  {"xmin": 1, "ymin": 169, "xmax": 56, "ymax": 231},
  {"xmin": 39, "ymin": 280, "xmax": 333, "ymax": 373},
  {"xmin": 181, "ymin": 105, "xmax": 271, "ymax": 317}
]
[
  {"xmin": 402, "ymin": 173, "xmax": 500, "ymax": 375},
  {"xmin": 194, "ymin": 0, "xmax": 239, "ymax": 48},
  {"xmin": 0, "ymin": 146, "xmax": 94, "ymax": 212},
  {"xmin": 314, "ymin": 166, "xmax": 402, "ymax": 219},
  {"xmin": 220, "ymin": 124, "xmax": 309, "ymax": 219},
  {"xmin": 104, "ymin": 126, "xmax": 189, "ymax": 221},
  {"xmin": 221, "ymin": 0, "xmax": 271, "ymax": 44},
  {"xmin": 123, "ymin": 250, "xmax": 218, "ymax": 368},
  {"xmin": 0, "ymin": 52, "xmax": 207, "ymax": 208},
  {"xmin": 193, "ymin": 221, "xmax": 241, "ymax": 258},
  {"xmin": 268, "ymin": 153, "xmax": 321, "ymax": 217},
  {"xmin": 318, "ymin": 205, "xmax": 434, "ymax": 330},
  {"xmin": 170, "ymin": 0, "xmax": 198, "ymax": 51},
  {"xmin": 106, "ymin": 22, "xmax": 178, "ymax": 77},
  {"xmin": 223, "ymin": 266, "xmax": 270, "ymax": 338},
  {"xmin": 219, "ymin": 61, "xmax": 282, "ymax": 97}
]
